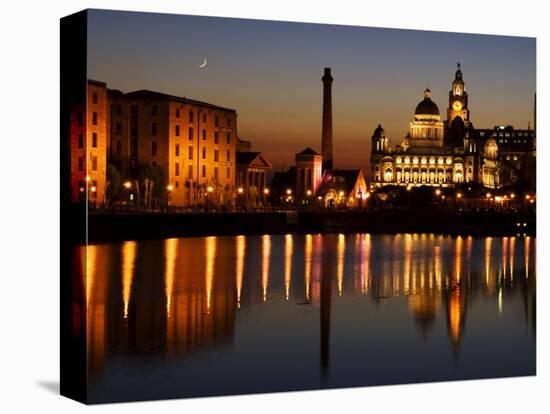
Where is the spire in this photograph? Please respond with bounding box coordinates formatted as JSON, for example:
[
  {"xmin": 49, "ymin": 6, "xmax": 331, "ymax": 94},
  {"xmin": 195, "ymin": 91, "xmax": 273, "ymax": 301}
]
[
  {"xmin": 424, "ymin": 88, "xmax": 432, "ymax": 99},
  {"xmin": 455, "ymin": 62, "xmax": 463, "ymax": 81}
]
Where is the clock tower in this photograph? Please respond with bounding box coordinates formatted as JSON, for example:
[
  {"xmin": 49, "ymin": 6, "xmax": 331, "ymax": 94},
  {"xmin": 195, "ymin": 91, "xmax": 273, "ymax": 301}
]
[{"xmin": 447, "ymin": 63, "xmax": 470, "ymax": 129}]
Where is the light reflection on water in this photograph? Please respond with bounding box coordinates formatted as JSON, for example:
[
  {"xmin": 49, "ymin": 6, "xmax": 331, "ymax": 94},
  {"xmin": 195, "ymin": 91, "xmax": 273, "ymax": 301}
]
[{"xmin": 80, "ymin": 233, "xmax": 536, "ymax": 403}]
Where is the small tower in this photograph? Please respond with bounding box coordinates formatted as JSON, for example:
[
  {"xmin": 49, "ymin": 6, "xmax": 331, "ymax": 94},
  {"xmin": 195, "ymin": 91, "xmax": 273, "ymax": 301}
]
[
  {"xmin": 370, "ymin": 124, "xmax": 389, "ymax": 186},
  {"xmin": 321, "ymin": 68, "xmax": 333, "ymax": 172},
  {"xmin": 371, "ymin": 124, "xmax": 388, "ymax": 153},
  {"xmin": 447, "ymin": 62, "xmax": 470, "ymax": 129}
]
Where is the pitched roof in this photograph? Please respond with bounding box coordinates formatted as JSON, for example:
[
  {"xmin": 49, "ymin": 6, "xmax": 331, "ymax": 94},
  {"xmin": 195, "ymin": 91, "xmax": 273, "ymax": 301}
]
[
  {"xmin": 317, "ymin": 169, "xmax": 364, "ymax": 196},
  {"xmin": 236, "ymin": 151, "xmax": 261, "ymax": 165},
  {"xmin": 88, "ymin": 79, "xmax": 107, "ymax": 87},
  {"xmin": 297, "ymin": 147, "xmax": 320, "ymax": 155},
  {"xmin": 236, "ymin": 152, "xmax": 272, "ymax": 169}
]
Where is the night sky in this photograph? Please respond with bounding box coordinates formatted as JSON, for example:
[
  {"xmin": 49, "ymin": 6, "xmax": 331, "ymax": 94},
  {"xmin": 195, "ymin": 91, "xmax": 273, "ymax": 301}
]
[{"xmin": 88, "ymin": 9, "xmax": 536, "ymax": 171}]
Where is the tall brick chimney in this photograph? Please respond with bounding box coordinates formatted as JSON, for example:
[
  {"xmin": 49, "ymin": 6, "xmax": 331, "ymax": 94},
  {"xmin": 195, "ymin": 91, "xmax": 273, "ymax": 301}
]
[{"xmin": 321, "ymin": 67, "xmax": 333, "ymax": 171}]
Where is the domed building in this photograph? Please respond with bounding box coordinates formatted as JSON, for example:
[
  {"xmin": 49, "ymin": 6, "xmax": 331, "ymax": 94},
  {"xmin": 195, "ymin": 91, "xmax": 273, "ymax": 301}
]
[
  {"xmin": 370, "ymin": 63, "xmax": 506, "ymax": 189},
  {"xmin": 409, "ymin": 88, "xmax": 444, "ymax": 148}
]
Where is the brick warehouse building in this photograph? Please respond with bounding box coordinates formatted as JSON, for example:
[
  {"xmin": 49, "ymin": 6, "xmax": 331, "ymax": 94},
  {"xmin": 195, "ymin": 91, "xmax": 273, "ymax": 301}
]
[
  {"xmin": 69, "ymin": 80, "xmax": 108, "ymax": 205},
  {"xmin": 70, "ymin": 80, "xmax": 262, "ymax": 208}
]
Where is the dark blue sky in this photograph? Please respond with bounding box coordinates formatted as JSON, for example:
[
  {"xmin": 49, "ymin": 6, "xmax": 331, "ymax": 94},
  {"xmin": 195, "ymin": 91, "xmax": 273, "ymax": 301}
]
[{"xmin": 88, "ymin": 9, "xmax": 536, "ymax": 170}]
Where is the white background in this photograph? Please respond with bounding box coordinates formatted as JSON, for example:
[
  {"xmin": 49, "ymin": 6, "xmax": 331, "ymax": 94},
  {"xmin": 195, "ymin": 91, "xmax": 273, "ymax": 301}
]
[{"xmin": 0, "ymin": 0, "xmax": 548, "ymax": 412}]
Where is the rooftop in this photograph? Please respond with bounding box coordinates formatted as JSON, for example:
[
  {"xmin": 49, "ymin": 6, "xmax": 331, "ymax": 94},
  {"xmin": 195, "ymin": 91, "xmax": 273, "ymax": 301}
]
[{"xmin": 109, "ymin": 87, "xmax": 237, "ymax": 113}]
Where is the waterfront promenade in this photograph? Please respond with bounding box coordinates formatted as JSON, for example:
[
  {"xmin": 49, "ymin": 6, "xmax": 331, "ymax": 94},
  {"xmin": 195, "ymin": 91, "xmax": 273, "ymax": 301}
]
[{"xmin": 73, "ymin": 207, "xmax": 535, "ymax": 243}]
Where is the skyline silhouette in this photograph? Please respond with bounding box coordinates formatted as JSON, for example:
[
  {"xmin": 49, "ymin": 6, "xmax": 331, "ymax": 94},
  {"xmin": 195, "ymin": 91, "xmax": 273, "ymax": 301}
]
[{"xmin": 88, "ymin": 9, "xmax": 536, "ymax": 171}]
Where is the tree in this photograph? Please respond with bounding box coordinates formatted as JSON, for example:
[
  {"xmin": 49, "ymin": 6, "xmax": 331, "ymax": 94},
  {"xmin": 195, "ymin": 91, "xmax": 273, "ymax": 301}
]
[{"xmin": 130, "ymin": 163, "xmax": 166, "ymax": 209}]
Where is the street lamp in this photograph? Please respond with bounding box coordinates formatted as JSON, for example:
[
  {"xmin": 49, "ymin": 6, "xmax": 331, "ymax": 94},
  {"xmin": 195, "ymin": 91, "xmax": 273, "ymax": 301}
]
[
  {"xmin": 166, "ymin": 184, "xmax": 174, "ymax": 207},
  {"xmin": 122, "ymin": 181, "xmax": 132, "ymax": 210},
  {"xmin": 286, "ymin": 188, "xmax": 292, "ymax": 196},
  {"xmin": 306, "ymin": 189, "xmax": 312, "ymax": 196},
  {"xmin": 263, "ymin": 188, "xmax": 270, "ymax": 195},
  {"xmin": 435, "ymin": 188, "xmax": 441, "ymax": 196}
]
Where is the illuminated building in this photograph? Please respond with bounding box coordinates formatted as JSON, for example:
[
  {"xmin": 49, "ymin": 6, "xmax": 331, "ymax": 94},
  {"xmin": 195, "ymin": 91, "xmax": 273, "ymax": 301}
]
[
  {"xmin": 295, "ymin": 147, "xmax": 323, "ymax": 198},
  {"xmin": 235, "ymin": 151, "xmax": 272, "ymax": 204},
  {"xmin": 70, "ymin": 80, "xmax": 108, "ymax": 204},
  {"xmin": 477, "ymin": 125, "xmax": 536, "ymax": 186},
  {"xmin": 370, "ymin": 63, "xmax": 536, "ymax": 189},
  {"xmin": 270, "ymin": 68, "xmax": 369, "ymax": 207},
  {"xmin": 316, "ymin": 169, "xmax": 368, "ymax": 208},
  {"xmin": 69, "ymin": 81, "xmax": 274, "ymax": 208},
  {"xmin": 108, "ymin": 89, "xmax": 238, "ymax": 207}
]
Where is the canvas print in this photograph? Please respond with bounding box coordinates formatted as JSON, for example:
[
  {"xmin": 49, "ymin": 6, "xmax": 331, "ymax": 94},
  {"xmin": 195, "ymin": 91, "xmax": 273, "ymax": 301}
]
[{"xmin": 60, "ymin": 9, "xmax": 536, "ymax": 404}]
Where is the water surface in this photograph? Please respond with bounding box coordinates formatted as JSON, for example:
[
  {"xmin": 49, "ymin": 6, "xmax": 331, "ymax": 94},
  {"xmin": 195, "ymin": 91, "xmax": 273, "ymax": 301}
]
[{"xmin": 80, "ymin": 233, "xmax": 536, "ymax": 403}]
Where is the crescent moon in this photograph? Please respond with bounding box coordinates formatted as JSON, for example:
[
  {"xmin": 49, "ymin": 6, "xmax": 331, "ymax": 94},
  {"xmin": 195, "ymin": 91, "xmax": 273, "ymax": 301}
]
[{"xmin": 198, "ymin": 57, "xmax": 207, "ymax": 68}]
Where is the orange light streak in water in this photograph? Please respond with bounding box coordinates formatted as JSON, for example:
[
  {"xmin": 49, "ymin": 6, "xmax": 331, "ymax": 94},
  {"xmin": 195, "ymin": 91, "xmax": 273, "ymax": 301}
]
[
  {"xmin": 284, "ymin": 234, "xmax": 293, "ymax": 301},
  {"xmin": 205, "ymin": 236, "xmax": 217, "ymax": 313},
  {"xmin": 337, "ymin": 234, "xmax": 345, "ymax": 296},
  {"xmin": 121, "ymin": 241, "xmax": 137, "ymax": 319},
  {"xmin": 454, "ymin": 236, "xmax": 463, "ymax": 284},
  {"xmin": 449, "ymin": 288, "xmax": 462, "ymax": 346},
  {"xmin": 361, "ymin": 234, "xmax": 371, "ymax": 295},
  {"xmin": 236, "ymin": 235, "xmax": 246, "ymax": 307},
  {"xmin": 86, "ymin": 245, "xmax": 97, "ymax": 309},
  {"xmin": 304, "ymin": 234, "xmax": 312, "ymax": 301},
  {"xmin": 164, "ymin": 238, "xmax": 178, "ymax": 317},
  {"xmin": 404, "ymin": 234, "xmax": 412, "ymax": 295},
  {"xmin": 261, "ymin": 235, "xmax": 271, "ymax": 302}
]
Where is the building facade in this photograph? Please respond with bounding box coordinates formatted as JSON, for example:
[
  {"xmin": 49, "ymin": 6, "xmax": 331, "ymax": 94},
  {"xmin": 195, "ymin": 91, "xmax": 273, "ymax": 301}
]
[
  {"xmin": 370, "ymin": 64, "xmax": 536, "ymax": 190},
  {"xmin": 70, "ymin": 80, "xmax": 108, "ymax": 204},
  {"xmin": 236, "ymin": 151, "xmax": 272, "ymax": 205},
  {"xmin": 69, "ymin": 81, "xmax": 275, "ymax": 209},
  {"xmin": 108, "ymin": 89, "xmax": 238, "ymax": 207},
  {"xmin": 316, "ymin": 169, "xmax": 368, "ymax": 208},
  {"xmin": 295, "ymin": 147, "xmax": 323, "ymax": 198}
]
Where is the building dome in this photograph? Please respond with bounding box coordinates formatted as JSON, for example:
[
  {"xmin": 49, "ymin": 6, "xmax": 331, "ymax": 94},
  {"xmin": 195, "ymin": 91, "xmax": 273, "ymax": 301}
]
[{"xmin": 414, "ymin": 89, "xmax": 440, "ymax": 116}]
